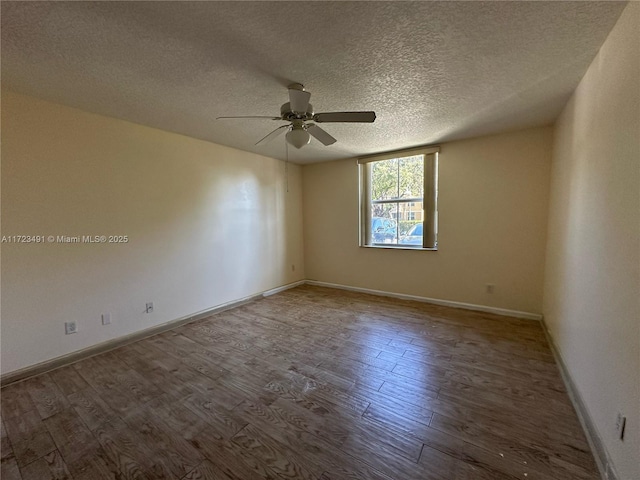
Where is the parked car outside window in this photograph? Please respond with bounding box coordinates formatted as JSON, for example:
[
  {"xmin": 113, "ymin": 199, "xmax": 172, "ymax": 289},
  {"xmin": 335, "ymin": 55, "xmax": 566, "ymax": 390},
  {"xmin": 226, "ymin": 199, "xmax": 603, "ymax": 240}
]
[
  {"xmin": 399, "ymin": 223, "xmax": 423, "ymax": 245},
  {"xmin": 371, "ymin": 217, "xmax": 397, "ymax": 243}
]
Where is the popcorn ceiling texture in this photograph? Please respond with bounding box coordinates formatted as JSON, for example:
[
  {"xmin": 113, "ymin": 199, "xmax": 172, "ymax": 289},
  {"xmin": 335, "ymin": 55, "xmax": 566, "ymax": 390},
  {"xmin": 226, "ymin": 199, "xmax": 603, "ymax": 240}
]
[{"xmin": 0, "ymin": 1, "xmax": 626, "ymax": 164}]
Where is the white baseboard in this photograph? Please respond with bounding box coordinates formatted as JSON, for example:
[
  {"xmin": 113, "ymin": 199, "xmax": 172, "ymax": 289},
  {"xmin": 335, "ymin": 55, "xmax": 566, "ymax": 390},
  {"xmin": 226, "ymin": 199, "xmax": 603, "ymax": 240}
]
[
  {"xmin": 540, "ymin": 320, "xmax": 617, "ymax": 480},
  {"xmin": 305, "ymin": 280, "xmax": 543, "ymax": 321},
  {"xmin": 263, "ymin": 280, "xmax": 306, "ymax": 297}
]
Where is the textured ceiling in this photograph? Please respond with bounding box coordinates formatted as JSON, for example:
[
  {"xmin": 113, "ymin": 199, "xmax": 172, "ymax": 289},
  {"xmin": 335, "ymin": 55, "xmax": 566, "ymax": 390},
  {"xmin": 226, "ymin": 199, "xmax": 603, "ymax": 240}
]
[{"xmin": 1, "ymin": 1, "xmax": 626, "ymax": 164}]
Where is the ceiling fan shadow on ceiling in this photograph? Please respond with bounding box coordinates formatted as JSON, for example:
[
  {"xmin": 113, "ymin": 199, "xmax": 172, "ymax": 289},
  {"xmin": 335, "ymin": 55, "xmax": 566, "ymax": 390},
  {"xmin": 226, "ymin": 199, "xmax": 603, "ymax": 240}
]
[{"xmin": 217, "ymin": 83, "xmax": 376, "ymax": 149}]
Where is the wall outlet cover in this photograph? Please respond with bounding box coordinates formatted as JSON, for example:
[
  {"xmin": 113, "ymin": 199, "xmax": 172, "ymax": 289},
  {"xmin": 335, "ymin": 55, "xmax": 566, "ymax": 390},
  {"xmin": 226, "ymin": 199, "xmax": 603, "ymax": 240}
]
[{"xmin": 65, "ymin": 321, "xmax": 77, "ymax": 334}]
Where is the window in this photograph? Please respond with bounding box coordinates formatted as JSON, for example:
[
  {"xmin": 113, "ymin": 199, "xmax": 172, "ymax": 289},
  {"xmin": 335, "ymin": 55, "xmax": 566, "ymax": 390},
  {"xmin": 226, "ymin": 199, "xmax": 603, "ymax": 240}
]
[{"xmin": 359, "ymin": 146, "xmax": 438, "ymax": 249}]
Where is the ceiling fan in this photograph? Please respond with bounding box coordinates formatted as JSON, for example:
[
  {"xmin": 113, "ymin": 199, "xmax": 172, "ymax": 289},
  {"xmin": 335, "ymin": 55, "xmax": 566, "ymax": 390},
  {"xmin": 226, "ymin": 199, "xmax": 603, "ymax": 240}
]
[{"xmin": 217, "ymin": 83, "xmax": 376, "ymax": 149}]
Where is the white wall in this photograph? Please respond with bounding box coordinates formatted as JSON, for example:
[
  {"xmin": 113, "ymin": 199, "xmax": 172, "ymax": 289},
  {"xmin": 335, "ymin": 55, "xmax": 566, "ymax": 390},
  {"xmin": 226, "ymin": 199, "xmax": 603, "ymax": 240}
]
[
  {"xmin": 543, "ymin": 4, "xmax": 639, "ymax": 479},
  {"xmin": 0, "ymin": 91, "xmax": 305, "ymax": 375},
  {"xmin": 302, "ymin": 126, "xmax": 552, "ymax": 315}
]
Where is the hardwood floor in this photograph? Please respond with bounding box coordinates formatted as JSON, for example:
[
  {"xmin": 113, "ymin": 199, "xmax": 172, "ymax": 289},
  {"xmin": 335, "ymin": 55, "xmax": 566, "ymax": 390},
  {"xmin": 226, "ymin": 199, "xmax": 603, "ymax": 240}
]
[{"xmin": 0, "ymin": 285, "xmax": 600, "ymax": 480}]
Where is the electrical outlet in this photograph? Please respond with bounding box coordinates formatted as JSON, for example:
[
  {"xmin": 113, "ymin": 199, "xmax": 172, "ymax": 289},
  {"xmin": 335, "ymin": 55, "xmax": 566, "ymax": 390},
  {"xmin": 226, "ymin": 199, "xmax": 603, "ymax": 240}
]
[
  {"xmin": 615, "ymin": 413, "xmax": 626, "ymax": 440},
  {"xmin": 486, "ymin": 284, "xmax": 495, "ymax": 294},
  {"xmin": 145, "ymin": 302, "xmax": 154, "ymax": 314},
  {"xmin": 101, "ymin": 313, "xmax": 111, "ymax": 325},
  {"xmin": 65, "ymin": 321, "xmax": 77, "ymax": 335}
]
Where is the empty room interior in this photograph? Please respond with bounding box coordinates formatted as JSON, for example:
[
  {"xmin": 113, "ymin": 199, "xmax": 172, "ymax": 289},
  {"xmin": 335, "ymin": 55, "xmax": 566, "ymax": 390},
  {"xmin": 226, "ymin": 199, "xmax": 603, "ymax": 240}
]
[{"xmin": 1, "ymin": 2, "xmax": 638, "ymax": 480}]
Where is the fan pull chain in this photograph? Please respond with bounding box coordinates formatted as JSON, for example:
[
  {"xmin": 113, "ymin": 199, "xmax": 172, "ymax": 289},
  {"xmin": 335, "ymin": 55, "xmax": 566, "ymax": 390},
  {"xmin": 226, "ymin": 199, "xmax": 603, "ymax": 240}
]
[{"xmin": 285, "ymin": 140, "xmax": 289, "ymax": 193}]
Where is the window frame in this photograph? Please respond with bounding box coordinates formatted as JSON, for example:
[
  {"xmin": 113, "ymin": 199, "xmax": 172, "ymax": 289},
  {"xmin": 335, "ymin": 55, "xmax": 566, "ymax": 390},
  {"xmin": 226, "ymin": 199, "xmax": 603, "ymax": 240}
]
[{"xmin": 359, "ymin": 146, "xmax": 439, "ymax": 250}]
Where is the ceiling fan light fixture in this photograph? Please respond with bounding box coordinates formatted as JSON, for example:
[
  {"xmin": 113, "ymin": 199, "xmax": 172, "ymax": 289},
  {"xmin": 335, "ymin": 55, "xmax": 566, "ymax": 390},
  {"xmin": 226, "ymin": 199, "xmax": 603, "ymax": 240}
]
[{"xmin": 286, "ymin": 127, "xmax": 310, "ymax": 149}]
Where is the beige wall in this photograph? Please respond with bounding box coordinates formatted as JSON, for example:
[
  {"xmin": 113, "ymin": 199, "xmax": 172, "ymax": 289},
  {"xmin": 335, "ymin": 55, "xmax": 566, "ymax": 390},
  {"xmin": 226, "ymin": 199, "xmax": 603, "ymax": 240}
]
[
  {"xmin": 543, "ymin": 4, "xmax": 639, "ymax": 479},
  {"xmin": 303, "ymin": 126, "xmax": 552, "ymax": 314},
  {"xmin": 1, "ymin": 91, "xmax": 305, "ymax": 375}
]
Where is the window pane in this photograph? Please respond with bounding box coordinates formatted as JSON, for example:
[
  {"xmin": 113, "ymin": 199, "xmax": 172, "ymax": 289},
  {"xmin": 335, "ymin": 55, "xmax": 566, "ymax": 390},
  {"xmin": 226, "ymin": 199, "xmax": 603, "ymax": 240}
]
[
  {"xmin": 399, "ymin": 155, "xmax": 424, "ymax": 198},
  {"xmin": 371, "ymin": 158, "xmax": 398, "ymax": 200},
  {"xmin": 370, "ymin": 205, "xmax": 398, "ymax": 244}
]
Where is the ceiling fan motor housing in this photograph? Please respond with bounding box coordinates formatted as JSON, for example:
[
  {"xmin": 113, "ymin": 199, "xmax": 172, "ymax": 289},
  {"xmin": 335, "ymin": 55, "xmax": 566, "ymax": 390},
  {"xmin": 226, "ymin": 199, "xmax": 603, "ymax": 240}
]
[{"xmin": 281, "ymin": 102, "xmax": 314, "ymax": 121}]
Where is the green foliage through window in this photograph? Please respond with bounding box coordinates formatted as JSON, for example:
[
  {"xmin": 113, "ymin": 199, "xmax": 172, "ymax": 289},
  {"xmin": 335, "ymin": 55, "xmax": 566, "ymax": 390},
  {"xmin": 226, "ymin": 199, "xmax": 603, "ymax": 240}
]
[{"xmin": 371, "ymin": 155, "xmax": 424, "ymax": 203}]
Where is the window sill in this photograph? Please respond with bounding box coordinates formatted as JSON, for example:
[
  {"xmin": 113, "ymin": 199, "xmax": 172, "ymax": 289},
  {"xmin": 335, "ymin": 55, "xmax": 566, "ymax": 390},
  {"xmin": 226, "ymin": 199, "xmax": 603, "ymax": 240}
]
[{"xmin": 360, "ymin": 245, "xmax": 438, "ymax": 251}]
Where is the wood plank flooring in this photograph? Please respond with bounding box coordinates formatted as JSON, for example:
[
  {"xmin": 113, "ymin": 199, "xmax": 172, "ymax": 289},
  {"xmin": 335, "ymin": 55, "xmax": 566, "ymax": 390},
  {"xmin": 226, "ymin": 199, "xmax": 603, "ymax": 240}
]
[{"xmin": 0, "ymin": 285, "xmax": 600, "ymax": 480}]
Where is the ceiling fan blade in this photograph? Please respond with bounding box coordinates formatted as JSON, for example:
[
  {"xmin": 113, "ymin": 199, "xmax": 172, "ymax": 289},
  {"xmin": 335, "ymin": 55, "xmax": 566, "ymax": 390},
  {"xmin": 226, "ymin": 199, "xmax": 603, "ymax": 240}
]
[
  {"xmin": 289, "ymin": 88, "xmax": 311, "ymax": 113},
  {"xmin": 217, "ymin": 116, "xmax": 282, "ymax": 120},
  {"xmin": 307, "ymin": 124, "xmax": 337, "ymax": 146},
  {"xmin": 255, "ymin": 125, "xmax": 289, "ymax": 145},
  {"xmin": 313, "ymin": 111, "xmax": 376, "ymax": 123}
]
